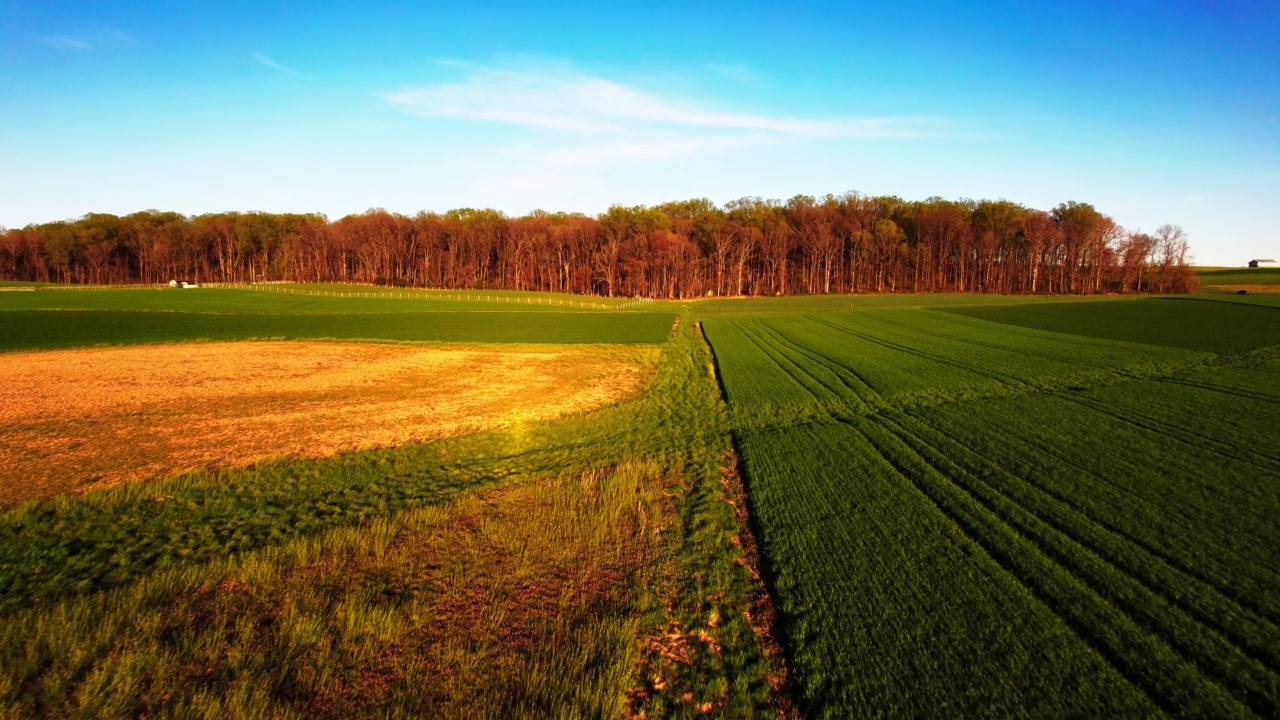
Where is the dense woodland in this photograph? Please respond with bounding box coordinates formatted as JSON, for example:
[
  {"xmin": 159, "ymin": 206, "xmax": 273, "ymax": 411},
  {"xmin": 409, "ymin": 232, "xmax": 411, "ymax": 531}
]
[{"xmin": 0, "ymin": 194, "xmax": 1197, "ymax": 296}]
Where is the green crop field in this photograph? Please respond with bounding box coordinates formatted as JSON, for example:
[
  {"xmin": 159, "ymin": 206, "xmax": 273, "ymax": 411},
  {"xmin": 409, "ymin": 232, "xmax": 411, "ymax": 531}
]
[
  {"xmin": 951, "ymin": 296, "xmax": 1280, "ymax": 353},
  {"xmin": 695, "ymin": 291, "xmax": 1123, "ymax": 317},
  {"xmin": 2, "ymin": 283, "xmax": 1278, "ymax": 717},
  {"xmin": 0, "ymin": 286, "xmax": 673, "ymax": 351},
  {"xmin": 704, "ymin": 297, "xmax": 1280, "ymax": 717},
  {"xmin": 0, "ymin": 285, "xmax": 659, "ymax": 313},
  {"xmin": 0, "ymin": 309, "xmax": 672, "ymax": 351}
]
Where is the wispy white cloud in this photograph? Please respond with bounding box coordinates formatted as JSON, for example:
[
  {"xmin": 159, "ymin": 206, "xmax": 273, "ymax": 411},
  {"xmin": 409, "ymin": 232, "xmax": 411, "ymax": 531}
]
[
  {"xmin": 540, "ymin": 134, "xmax": 770, "ymax": 168},
  {"xmin": 381, "ymin": 62, "xmax": 945, "ymax": 181},
  {"xmin": 252, "ymin": 53, "xmax": 307, "ymax": 78},
  {"xmin": 38, "ymin": 28, "xmax": 133, "ymax": 52},
  {"xmin": 383, "ymin": 65, "xmax": 944, "ymax": 139},
  {"xmin": 40, "ymin": 35, "xmax": 93, "ymax": 51}
]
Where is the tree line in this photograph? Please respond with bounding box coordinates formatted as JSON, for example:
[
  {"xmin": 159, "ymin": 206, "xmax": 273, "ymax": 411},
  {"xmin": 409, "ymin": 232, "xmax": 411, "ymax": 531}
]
[{"xmin": 0, "ymin": 193, "xmax": 1197, "ymax": 296}]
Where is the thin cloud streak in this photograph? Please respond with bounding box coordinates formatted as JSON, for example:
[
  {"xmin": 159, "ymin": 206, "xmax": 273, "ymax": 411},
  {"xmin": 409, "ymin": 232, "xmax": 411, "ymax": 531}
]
[
  {"xmin": 384, "ymin": 66, "xmax": 945, "ymax": 138},
  {"xmin": 39, "ymin": 35, "xmax": 93, "ymax": 51},
  {"xmin": 539, "ymin": 134, "xmax": 769, "ymax": 168},
  {"xmin": 252, "ymin": 53, "xmax": 307, "ymax": 78},
  {"xmin": 37, "ymin": 28, "xmax": 133, "ymax": 52}
]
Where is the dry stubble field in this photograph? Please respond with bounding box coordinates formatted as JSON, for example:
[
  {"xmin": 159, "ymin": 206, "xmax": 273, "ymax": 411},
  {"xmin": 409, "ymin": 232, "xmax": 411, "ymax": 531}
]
[{"xmin": 0, "ymin": 341, "xmax": 654, "ymax": 504}]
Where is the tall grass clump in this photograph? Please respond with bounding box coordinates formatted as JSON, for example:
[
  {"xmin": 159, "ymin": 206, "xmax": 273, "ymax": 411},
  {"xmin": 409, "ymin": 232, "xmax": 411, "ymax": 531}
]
[{"xmin": 0, "ymin": 465, "xmax": 668, "ymax": 718}]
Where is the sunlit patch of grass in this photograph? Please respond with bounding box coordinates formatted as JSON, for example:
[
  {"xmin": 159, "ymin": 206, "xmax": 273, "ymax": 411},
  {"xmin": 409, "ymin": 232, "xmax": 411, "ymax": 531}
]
[{"xmin": 0, "ymin": 464, "xmax": 668, "ymax": 718}]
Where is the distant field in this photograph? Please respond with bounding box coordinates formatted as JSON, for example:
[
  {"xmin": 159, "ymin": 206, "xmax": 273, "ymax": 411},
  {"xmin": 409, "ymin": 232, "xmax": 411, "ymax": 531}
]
[
  {"xmin": 696, "ymin": 291, "xmax": 1119, "ymax": 317},
  {"xmin": 1206, "ymin": 292, "xmax": 1280, "ymax": 308},
  {"xmin": 0, "ymin": 286, "xmax": 674, "ymax": 351},
  {"xmin": 705, "ymin": 299, "xmax": 1280, "ymax": 716},
  {"xmin": 705, "ymin": 309, "xmax": 1198, "ymax": 430},
  {"xmin": 0, "ymin": 285, "xmax": 636, "ymax": 314},
  {"xmin": 949, "ymin": 296, "xmax": 1280, "ymax": 353},
  {"xmin": 0, "ymin": 309, "xmax": 673, "ymax": 351},
  {"xmin": 1196, "ymin": 267, "xmax": 1280, "ymax": 286}
]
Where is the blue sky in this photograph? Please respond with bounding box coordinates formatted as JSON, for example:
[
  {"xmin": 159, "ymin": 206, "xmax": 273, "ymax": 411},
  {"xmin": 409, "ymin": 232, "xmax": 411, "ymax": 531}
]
[{"xmin": 1, "ymin": 1, "xmax": 1276, "ymax": 264}]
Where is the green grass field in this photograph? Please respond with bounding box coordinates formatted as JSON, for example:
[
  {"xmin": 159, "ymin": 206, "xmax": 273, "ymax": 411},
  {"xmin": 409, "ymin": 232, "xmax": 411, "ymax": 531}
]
[
  {"xmin": 695, "ymin": 291, "xmax": 1124, "ymax": 317},
  {"xmin": 0, "ymin": 309, "xmax": 672, "ymax": 350},
  {"xmin": 2, "ymin": 283, "xmax": 1277, "ymax": 717},
  {"xmin": 950, "ymin": 296, "xmax": 1280, "ymax": 353},
  {"xmin": 704, "ymin": 298, "xmax": 1280, "ymax": 717},
  {"xmin": 1196, "ymin": 267, "xmax": 1280, "ymax": 286},
  {"xmin": 0, "ymin": 285, "xmax": 658, "ymax": 313},
  {"xmin": 0, "ymin": 286, "xmax": 674, "ymax": 351}
]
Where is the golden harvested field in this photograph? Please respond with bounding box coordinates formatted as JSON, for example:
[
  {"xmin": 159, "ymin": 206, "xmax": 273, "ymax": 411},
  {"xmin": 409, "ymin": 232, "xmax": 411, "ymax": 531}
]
[{"xmin": 0, "ymin": 341, "xmax": 654, "ymax": 504}]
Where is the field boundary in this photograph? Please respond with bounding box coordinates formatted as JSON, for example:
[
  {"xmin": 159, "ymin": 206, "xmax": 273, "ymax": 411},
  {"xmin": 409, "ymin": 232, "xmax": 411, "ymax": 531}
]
[
  {"xmin": 697, "ymin": 320, "xmax": 801, "ymax": 716},
  {"xmin": 18, "ymin": 282, "xmax": 657, "ymax": 309},
  {"xmin": 235, "ymin": 283, "xmax": 657, "ymax": 309}
]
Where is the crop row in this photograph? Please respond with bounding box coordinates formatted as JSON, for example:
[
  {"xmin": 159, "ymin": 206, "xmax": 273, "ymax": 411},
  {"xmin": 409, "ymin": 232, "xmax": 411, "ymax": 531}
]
[
  {"xmin": 703, "ymin": 309, "xmax": 1204, "ymax": 432},
  {"xmin": 737, "ymin": 421, "xmax": 1161, "ymax": 716},
  {"xmin": 879, "ymin": 406, "xmax": 1280, "ymax": 717}
]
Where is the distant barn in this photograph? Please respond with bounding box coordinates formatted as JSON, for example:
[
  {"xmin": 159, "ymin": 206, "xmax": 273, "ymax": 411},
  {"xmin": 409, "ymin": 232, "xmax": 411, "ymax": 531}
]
[{"xmin": 1248, "ymin": 259, "xmax": 1278, "ymax": 268}]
